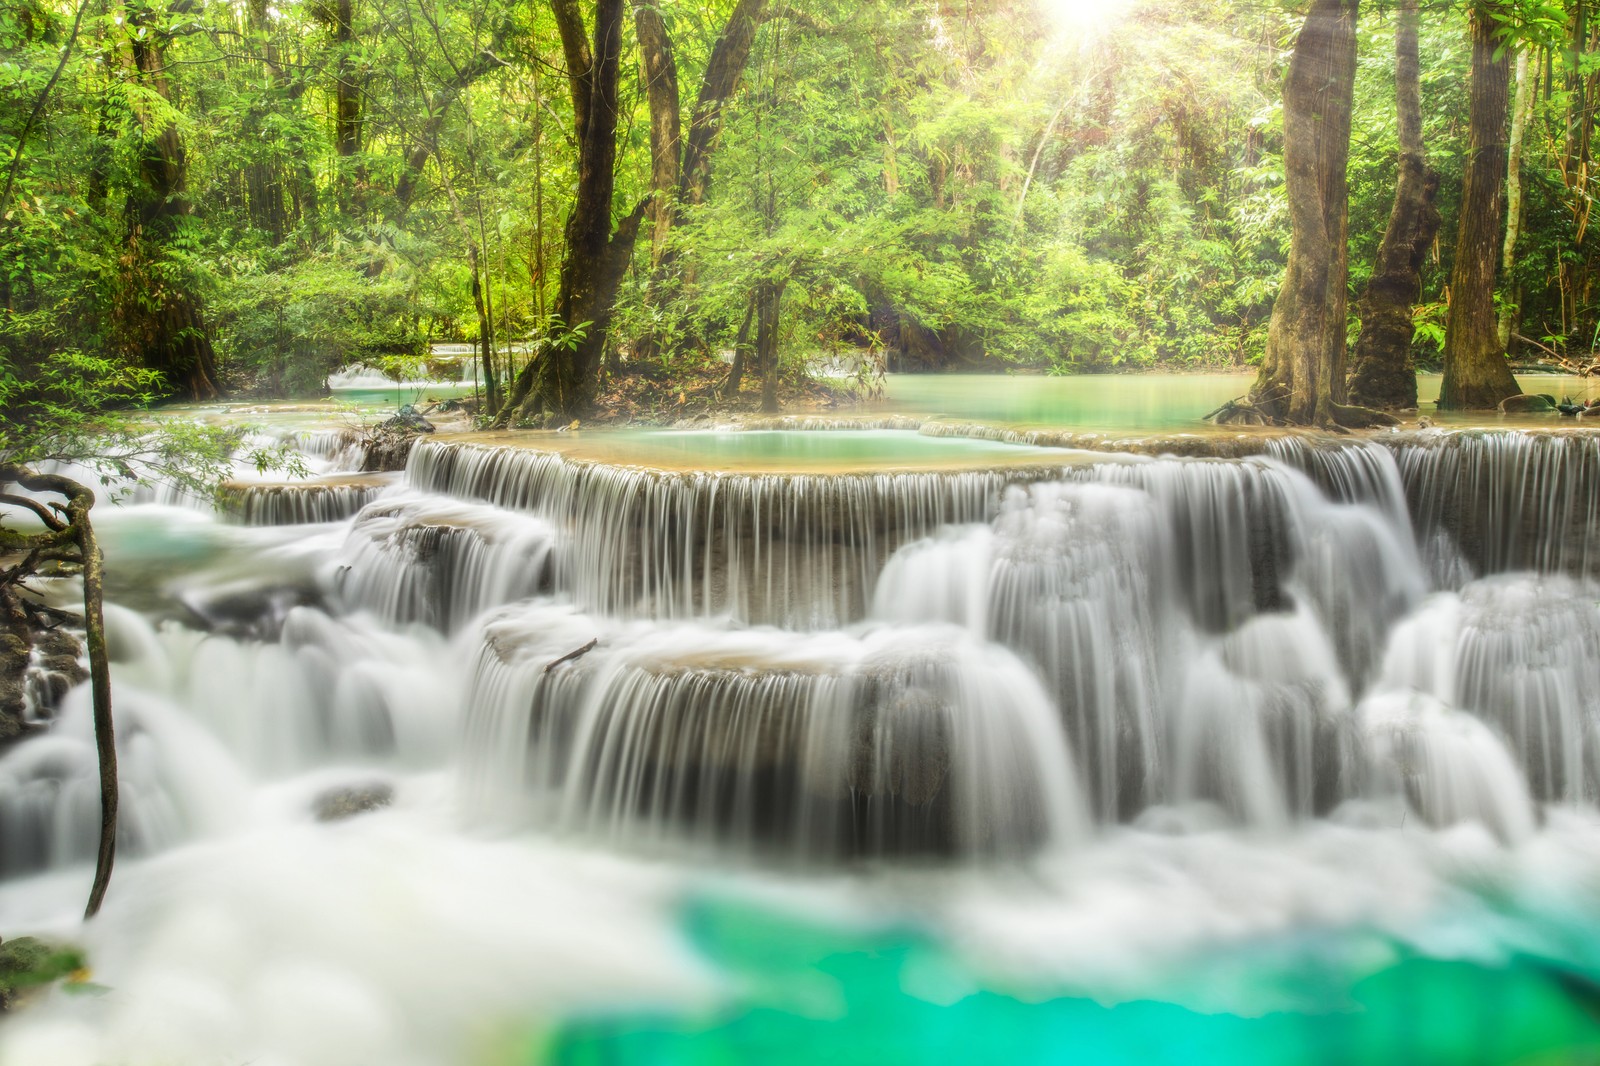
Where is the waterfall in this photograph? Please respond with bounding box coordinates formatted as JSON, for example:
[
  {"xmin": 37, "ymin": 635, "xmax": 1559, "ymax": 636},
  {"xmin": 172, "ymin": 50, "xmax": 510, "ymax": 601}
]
[
  {"xmin": 874, "ymin": 482, "xmax": 1169, "ymax": 820},
  {"xmin": 220, "ymin": 475, "xmax": 393, "ymax": 526},
  {"xmin": 407, "ymin": 439, "xmax": 1047, "ymax": 628},
  {"xmin": 459, "ymin": 612, "xmax": 1086, "ymax": 861},
  {"xmin": 1361, "ymin": 691, "xmax": 1538, "ymax": 843},
  {"xmin": 332, "ymin": 494, "xmax": 557, "ymax": 632},
  {"xmin": 0, "ymin": 687, "xmax": 250, "ymax": 879},
  {"xmin": 1384, "ymin": 429, "xmax": 1600, "ymax": 580},
  {"xmin": 1373, "ymin": 574, "xmax": 1600, "ymax": 804},
  {"xmin": 8, "ymin": 424, "xmax": 1600, "ymax": 883}
]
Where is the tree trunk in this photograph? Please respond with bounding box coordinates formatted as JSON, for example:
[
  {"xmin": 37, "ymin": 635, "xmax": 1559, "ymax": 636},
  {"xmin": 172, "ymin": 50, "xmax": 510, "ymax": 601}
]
[
  {"xmin": 500, "ymin": 0, "xmax": 639, "ymax": 424},
  {"xmin": 722, "ymin": 292, "xmax": 756, "ymax": 397},
  {"xmin": 679, "ymin": 0, "xmax": 769, "ymax": 214},
  {"xmin": 1499, "ymin": 47, "xmax": 1535, "ymax": 350},
  {"xmin": 470, "ymin": 248, "xmax": 500, "ymax": 417},
  {"xmin": 123, "ymin": 7, "xmax": 221, "ymax": 401},
  {"xmin": 1439, "ymin": 1, "xmax": 1522, "ymax": 409},
  {"xmin": 756, "ymin": 278, "xmax": 786, "ymax": 414},
  {"xmin": 1348, "ymin": 0, "xmax": 1439, "ymax": 410},
  {"xmin": 630, "ymin": 0, "xmax": 768, "ymax": 361},
  {"xmin": 1248, "ymin": 0, "xmax": 1374, "ymax": 427},
  {"xmin": 0, "ymin": 468, "xmax": 117, "ymax": 919},
  {"xmin": 633, "ymin": 2, "xmax": 681, "ymax": 267},
  {"xmin": 79, "ymin": 511, "xmax": 115, "ymax": 920},
  {"xmin": 333, "ymin": 0, "xmax": 362, "ymax": 159}
]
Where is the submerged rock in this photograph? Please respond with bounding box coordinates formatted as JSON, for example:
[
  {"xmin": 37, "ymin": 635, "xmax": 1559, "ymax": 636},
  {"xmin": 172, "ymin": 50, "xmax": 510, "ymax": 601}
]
[{"xmin": 313, "ymin": 781, "xmax": 395, "ymax": 822}]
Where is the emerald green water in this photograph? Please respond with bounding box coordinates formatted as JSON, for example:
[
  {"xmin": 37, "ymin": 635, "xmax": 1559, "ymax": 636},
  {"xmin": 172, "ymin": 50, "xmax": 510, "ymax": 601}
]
[
  {"xmin": 548, "ymin": 899, "xmax": 1600, "ymax": 1066},
  {"xmin": 550, "ymin": 428, "xmax": 1064, "ymax": 472},
  {"xmin": 878, "ymin": 372, "xmax": 1600, "ymax": 431}
]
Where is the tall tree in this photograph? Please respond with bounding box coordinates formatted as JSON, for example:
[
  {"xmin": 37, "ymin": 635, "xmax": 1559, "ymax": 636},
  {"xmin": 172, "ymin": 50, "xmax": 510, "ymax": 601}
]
[
  {"xmin": 1498, "ymin": 45, "xmax": 1536, "ymax": 349},
  {"xmin": 118, "ymin": 0, "xmax": 222, "ymax": 401},
  {"xmin": 1245, "ymin": 0, "xmax": 1386, "ymax": 426},
  {"xmin": 1347, "ymin": 0, "xmax": 1440, "ymax": 410},
  {"xmin": 633, "ymin": 1, "xmax": 682, "ymax": 268},
  {"xmin": 499, "ymin": 0, "xmax": 647, "ymax": 423},
  {"xmin": 1439, "ymin": 0, "xmax": 1522, "ymax": 409},
  {"xmin": 631, "ymin": 0, "xmax": 769, "ymax": 360}
]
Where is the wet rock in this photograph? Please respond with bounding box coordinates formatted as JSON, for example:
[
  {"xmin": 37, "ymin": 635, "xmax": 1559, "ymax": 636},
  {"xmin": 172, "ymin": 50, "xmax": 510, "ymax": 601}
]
[
  {"xmin": 383, "ymin": 405, "xmax": 436, "ymax": 435},
  {"xmin": 1497, "ymin": 393, "xmax": 1556, "ymax": 414},
  {"xmin": 180, "ymin": 580, "xmax": 323, "ymax": 641},
  {"xmin": 313, "ymin": 781, "xmax": 394, "ymax": 822}
]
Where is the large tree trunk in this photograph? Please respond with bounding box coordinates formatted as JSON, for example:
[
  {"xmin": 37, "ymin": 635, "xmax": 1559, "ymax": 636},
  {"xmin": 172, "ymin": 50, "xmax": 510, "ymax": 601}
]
[
  {"xmin": 1498, "ymin": 47, "xmax": 1536, "ymax": 350},
  {"xmin": 1439, "ymin": 2, "xmax": 1522, "ymax": 409},
  {"xmin": 1347, "ymin": 0, "xmax": 1439, "ymax": 410},
  {"xmin": 499, "ymin": 0, "xmax": 641, "ymax": 424},
  {"xmin": 122, "ymin": 5, "xmax": 221, "ymax": 401},
  {"xmin": 1248, "ymin": 0, "xmax": 1374, "ymax": 427}
]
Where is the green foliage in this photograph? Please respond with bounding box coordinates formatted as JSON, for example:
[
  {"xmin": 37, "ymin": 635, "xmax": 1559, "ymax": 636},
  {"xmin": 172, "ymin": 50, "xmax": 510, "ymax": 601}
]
[
  {"xmin": 212, "ymin": 239, "xmax": 436, "ymax": 395},
  {"xmin": 0, "ymin": 936, "xmax": 86, "ymax": 1011},
  {"xmin": 3, "ymin": 0, "xmax": 1600, "ymax": 409}
]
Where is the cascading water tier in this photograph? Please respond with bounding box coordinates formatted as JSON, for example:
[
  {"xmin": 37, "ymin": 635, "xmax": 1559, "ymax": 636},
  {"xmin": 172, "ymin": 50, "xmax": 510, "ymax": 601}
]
[{"xmin": 7, "ymin": 416, "xmax": 1600, "ymax": 1065}]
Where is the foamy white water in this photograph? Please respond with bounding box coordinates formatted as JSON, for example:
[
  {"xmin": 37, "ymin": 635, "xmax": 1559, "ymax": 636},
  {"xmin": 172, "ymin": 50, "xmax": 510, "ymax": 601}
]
[{"xmin": 4, "ymin": 425, "xmax": 1600, "ymax": 1064}]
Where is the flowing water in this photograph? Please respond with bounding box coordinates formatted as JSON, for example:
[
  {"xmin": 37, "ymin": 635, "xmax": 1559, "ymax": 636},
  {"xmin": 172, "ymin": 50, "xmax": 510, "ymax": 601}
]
[{"xmin": 6, "ymin": 406, "xmax": 1600, "ymax": 1064}]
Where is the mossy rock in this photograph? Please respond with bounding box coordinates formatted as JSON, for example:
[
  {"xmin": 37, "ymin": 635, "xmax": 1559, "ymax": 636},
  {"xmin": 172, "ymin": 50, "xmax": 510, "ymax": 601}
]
[
  {"xmin": 313, "ymin": 781, "xmax": 395, "ymax": 822},
  {"xmin": 0, "ymin": 936, "xmax": 86, "ymax": 1011}
]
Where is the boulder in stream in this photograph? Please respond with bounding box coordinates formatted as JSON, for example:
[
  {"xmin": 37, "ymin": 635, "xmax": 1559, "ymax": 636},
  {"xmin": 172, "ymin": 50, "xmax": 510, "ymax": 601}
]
[
  {"xmin": 1497, "ymin": 393, "xmax": 1557, "ymax": 414},
  {"xmin": 313, "ymin": 781, "xmax": 395, "ymax": 822}
]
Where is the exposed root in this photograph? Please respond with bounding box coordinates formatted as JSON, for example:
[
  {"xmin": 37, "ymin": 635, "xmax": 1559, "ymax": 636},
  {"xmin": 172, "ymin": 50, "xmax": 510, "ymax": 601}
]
[{"xmin": 1329, "ymin": 401, "xmax": 1400, "ymax": 429}]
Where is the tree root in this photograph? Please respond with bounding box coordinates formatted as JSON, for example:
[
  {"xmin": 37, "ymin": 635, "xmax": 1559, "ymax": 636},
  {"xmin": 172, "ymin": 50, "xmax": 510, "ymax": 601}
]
[
  {"xmin": 1327, "ymin": 401, "xmax": 1400, "ymax": 429},
  {"xmin": 1205, "ymin": 395, "xmax": 1400, "ymax": 430},
  {"xmin": 1205, "ymin": 397, "xmax": 1283, "ymax": 426}
]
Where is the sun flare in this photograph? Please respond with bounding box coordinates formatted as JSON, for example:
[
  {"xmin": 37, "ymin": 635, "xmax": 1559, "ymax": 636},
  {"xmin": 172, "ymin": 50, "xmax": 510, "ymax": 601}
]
[{"xmin": 1039, "ymin": 0, "xmax": 1132, "ymax": 36}]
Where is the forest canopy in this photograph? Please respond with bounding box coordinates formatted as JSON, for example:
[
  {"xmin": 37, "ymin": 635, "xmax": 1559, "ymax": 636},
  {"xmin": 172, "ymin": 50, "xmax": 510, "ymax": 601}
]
[{"xmin": 1, "ymin": 0, "xmax": 1595, "ymax": 422}]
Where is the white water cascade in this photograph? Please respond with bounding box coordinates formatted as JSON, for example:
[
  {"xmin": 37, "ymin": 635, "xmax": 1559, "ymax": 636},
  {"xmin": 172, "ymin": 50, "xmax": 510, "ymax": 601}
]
[{"xmin": 3, "ymin": 423, "xmax": 1600, "ymax": 1064}]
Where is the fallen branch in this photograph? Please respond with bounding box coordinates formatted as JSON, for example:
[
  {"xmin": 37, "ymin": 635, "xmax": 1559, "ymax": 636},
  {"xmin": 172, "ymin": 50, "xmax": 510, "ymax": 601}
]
[{"xmin": 544, "ymin": 638, "xmax": 598, "ymax": 674}]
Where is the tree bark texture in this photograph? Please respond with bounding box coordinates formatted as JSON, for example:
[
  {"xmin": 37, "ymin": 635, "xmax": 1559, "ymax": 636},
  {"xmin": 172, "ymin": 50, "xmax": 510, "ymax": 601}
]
[
  {"xmin": 1439, "ymin": 2, "xmax": 1522, "ymax": 409},
  {"xmin": 1249, "ymin": 0, "xmax": 1366, "ymax": 426},
  {"xmin": 1348, "ymin": 0, "xmax": 1439, "ymax": 410}
]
